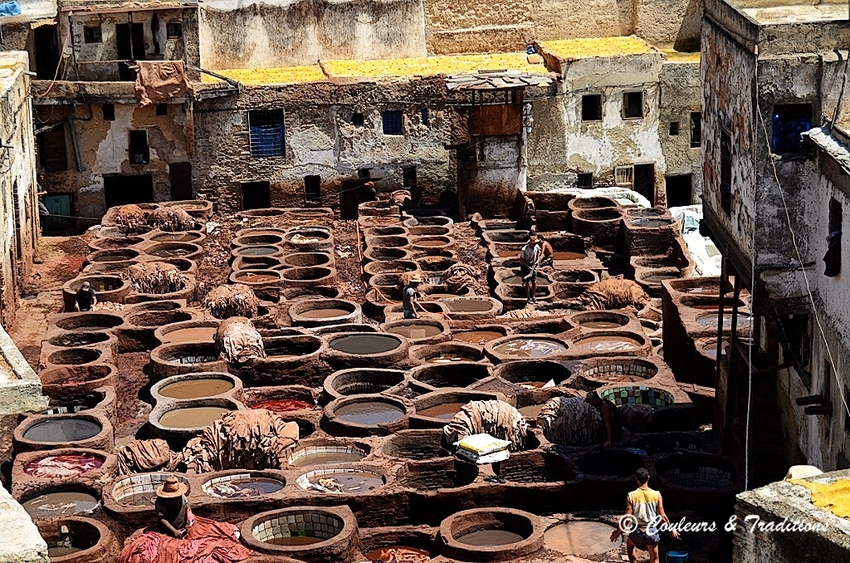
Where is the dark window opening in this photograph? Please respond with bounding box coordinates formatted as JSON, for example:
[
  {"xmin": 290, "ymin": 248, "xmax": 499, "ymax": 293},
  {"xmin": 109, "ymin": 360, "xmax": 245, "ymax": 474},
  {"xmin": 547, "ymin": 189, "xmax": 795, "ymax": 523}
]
[
  {"xmin": 581, "ymin": 94, "xmax": 602, "ymax": 121},
  {"xmin": 304, "ymin": 175, "xmax": 321, "ymax": 201},
  {"xmin": 403, "ymin": 166, "xmax": 416, "ymax": 188},
  {"xmin": 83, "ymin": 26, "xmax": 102, "ymax": 44},
  {"xmin": 845, "ymin": 388, "xmax": 850, "ymax": 433},
  {"xmin": 129, "ymin": 130, "xmax": 150, "ymax": 165},
  {"xmin": 38, "ymin": 126, "xmax": 68, "ymax": 172},
  {"xmin": 669, "ymin": 122, "xmax": 680, "ymax": 136},
  {"xmin": 778, "ymin": 313, "xmax": 812, "ymax": 386},
  {"xmin": 772, "ymin": 103, "xmax": 812, "ymax": 153},
  {"xmin": 829, "ymin": 197, "xmax": 842, "ymax": 234},
  {"xmin": 166, "ymin": 22, "xmax": 183, "ymax": 38},
  {"xmin": 352, "ymin": 112, "xmax": 364, "ymax": 127},
  {"xmin": 690, "ymin": 112, "xmax": 702, "ymax": 147},
  {"xmin": 720, "ymin": 129, "xmax": 732, "ymax": 214},
  {"xmin": 156, "ymin": 104, "xmax": 168, "ymax": 116},
  {"xmin": 421, "ymin": 108, "xmax": 430, "ymax": 126},
  {"xmin": 634, "ymin": 163, "xmax": 655, "ymax": 204},
  {"xmin": 241, "ymin": 181, "xmax": 271, "ymax": 210},
  {"xmin": 577, "ymin": 173, "xmax": 593, "ymax": 188},
  {"xmin": 34, "ymin": 26, "xmax": 60, "ymax": 80},
  {"xmin": 358, "ymin": 169, "xmax": 372, "ymax": 179},
  {"xmin": 825, "ymin": 197, "xmax": 842, "ymax": 277},
  {"xmin": 248, "ymin": 109, "xmax": 285, "ymax": 158},
  {"xmin": 666, "ymin": 175, "xmax": 692, "ymax": 207},
  {"xmin": 382, "ymin": 110, "xmax": 403, "ymax": 135},
  {"xmin": 102, "ymin": 104, "xmax": 115, "ymax": 120},
  {"xmin": 623, "ymin": 91, "xmax": 644, "ymax": 119},
  {"xmin": 116, "ymin": 23, "xmax": 145, "ymax": 81}
]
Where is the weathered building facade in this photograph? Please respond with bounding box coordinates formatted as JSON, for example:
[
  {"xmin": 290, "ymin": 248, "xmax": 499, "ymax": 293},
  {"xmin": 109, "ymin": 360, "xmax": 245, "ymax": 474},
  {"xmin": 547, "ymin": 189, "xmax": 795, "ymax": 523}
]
[{"xmin": 701, "ymin": 0, "xmax": 850, "ymax": 480}]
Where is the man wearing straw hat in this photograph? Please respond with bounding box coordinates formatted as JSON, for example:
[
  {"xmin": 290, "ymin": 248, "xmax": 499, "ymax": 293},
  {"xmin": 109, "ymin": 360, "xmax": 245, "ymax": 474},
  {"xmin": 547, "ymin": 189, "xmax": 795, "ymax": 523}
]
[
  {"xmin": 402, "ymin": 272, "xmax": 423, "ymax": 319},
  {"xmin": 155, "ymin": 476, "xmax": 191, "ymax": 538}
]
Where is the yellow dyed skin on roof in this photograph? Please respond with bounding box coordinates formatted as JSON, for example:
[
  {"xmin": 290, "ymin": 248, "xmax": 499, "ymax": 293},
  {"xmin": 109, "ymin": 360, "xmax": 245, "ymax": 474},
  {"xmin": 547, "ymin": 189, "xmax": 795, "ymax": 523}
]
[
  {"xmin": 200, "ymin": 65, "xmax": 326, "ymax": 85},
  {"xmin": 661, "ymin": 49, "xmax": 701, "ymax": 63},
  {"xmin": 539, "ymin": 36, "xmax": 655, "ymax": 60},
  {"xmin": 790, "ymin": 478, "xmax": 850, "ymax": 518},
  {"xmin": 322, "ymin": 52, "xmax": 547, "ymax": 79}
]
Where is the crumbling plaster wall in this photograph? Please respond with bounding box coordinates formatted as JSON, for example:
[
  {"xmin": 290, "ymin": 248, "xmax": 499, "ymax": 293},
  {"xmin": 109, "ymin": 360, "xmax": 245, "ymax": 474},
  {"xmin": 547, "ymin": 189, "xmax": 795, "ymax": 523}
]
[
  {"xmin": 59, "ymin": 9, "xmax": 200, "ymax": 81},
  {"xmin": 0, "ymin": 52, "xmax": 39, "ymax": 326},
  {"xmin": 199, "ymin": 0, "xmax": 426, "ymax": 70},
  {"xmin": 659, "ymin": 58, "xmax": 702, "ymax": 203},
  {"xmin": 192, "ymin": 79, "xmax": 467, "ymax": 212},
  {"xmin": 37, "ymin": 101, "xmax": 191, "ymax": 221},
  {"xmin": 525, "ymin": 53, "xmax": 667, "ymax": 201}
]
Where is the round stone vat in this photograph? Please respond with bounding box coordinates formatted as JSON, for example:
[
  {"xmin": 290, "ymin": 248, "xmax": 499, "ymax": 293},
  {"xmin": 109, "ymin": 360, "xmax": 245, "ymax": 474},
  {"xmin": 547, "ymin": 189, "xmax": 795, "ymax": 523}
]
[
  {"xmin": 364, "ymin": 226, "xmax": 407, "ymax": 238},
  {"xmin": 231, "ymin": 255, "xmax": 285, "ymax": 272},
  {"xmin": 150, "ymin": 372, "xmax": 242, "ymax": 404},
  {"xmin": 289, "ymin": 299, "xmax": 361, "ymax": 327},
  {"xmin": 679, "ymin": 295, "xmax": 744, "ymax": 311},
  {"xmin": 571, "ymin": 331, "xmax": 648, "ymax": 356},
  {"xmin": 398, "ymin": 459, "xmax": 479, "ymax": 491},
  {"xmin": 201, "ymin": 470, "xmax": 286, "ymax": 499},
  {"xmin": 154, "ymin": 319, "xmax": 219, "ymax": 345},
  {"xmin": 653, "ymin": 453, "xmax": 742, "ymax": 515},
  {"xmin": 554, "ymin": 269, "xmax": 599, "ymax": 284},
  {"xmin": 410, "ymin": 342, "xmax": 486, "ymax": 364},
  {"xmin": 438, "ymin": 297, "xmax": 503, "ymax": 318},
  {"xmin": 160, "ymin": 199, "xmax": 213, "ymax": 219},
  {"xmin": 17, "ymin": 448, "xmax": 110, "ymax": 486},
  {"xmin": 573, "ymin": 449, "xmax": 646, "ymax": 478},
  {"xmin": 367, "ymin": 235, "xmax": 408, "ymax": 250},
  {"xmin": 229, "ymin": 269, "xmax": 284, "ymax": 286},
  {"xmin": 363, "ymin": 246, "xmax": 411, "ymax": 262},
  {"xmin": 439, "ymin": 508, "xmax": 544, "ymax": 561},
  {"xmin": 149, "ymin": 398, "xmax": 243, "ymax": 445},
  {"xmin": 382, "ymin": 318, "xmax": 451, "ymax": 345},
  {"xmin": 598, "ymin": 385, "xmax": 674, "ymax": 408},
  {"xmin": 323, "ymin": 394, "xmax": 411, "ymax": 436},
  {"xmin": 233, "ymin": 234, "xmax": 285, "ymax": 247},
  {"xmin": 411, "ymin": 390, "xmax": 497, "ymax": 428},
  {"xmin": 494, "ymin": 360, "xmax": 571, "ymax": 389},
  {"xmin": 285, "ymin": 228, "xmax": 333, "ymax": 250},
  {"xmin": 360, "ymin": 534, "xmax": 438, "ymax": 563},
  {"xmin": 236, "ymin": 207, "xmax": 286, "ymax": 218},
  {"xmin": 280, "ymin": 252, "xmax": 332, "ymax": 269},
  {"xmin": 39, "ymin": 364, "xmax": 117, "ymax": 396},
  {"xmin": 668, "ymin": 277, "xmax": 723, "ymax": 297},
  {"xmin": 82, "ymin": 260, "xmax": 138, "ymax": 275},
  {"xmin": 571, "ymin": 207, "xmax": 623, "ymax": 235},
  {"xmin": 569, "ymin": 310, "xmax": 632, "ymax": 330},
  {"xmin": 543, "ymin": 520, "xmax": 619, "ymax": 558},
  {"xmin": 636, "ymin": 268, "xmax": 681, "ymax": 292},
  {"xmin": 453, "ymin": 326, "xmax": 509, "ymax": 346},
  {"xmin": 410, "ymin": 236, "xmax": 453, "ymax": 251},
  {"xmin": 695, "ymin": 311, "xmax": 753, "ymax": 331},
  {"xmin": 415, "ymin": 256, "xmax": 457, "ymax": 273},
  {"xmin": 498, "ymin": 451, "xmax": 578, "ymax": 483},
  {"xmin": 106, "ymin": 472, "xmax": 190, "ymax": 519},
  {"xmin": 14, "ymin": 412, "xmax": 113, "ymax": 453},
  {"xmin": 567, "ymin": 196, "xmax": 618, "ymax": 212},
  {"xmin": 86, "ymin": 248, "xmax": 140, "ymax": 263},
  {"xmin": 149, "ymin": 342, "xmax": 227, "ymax": 380},
  {"xmin": 147, "ymin": 230, "xmax": 205, "ymax": 244},
  {"xmin": 312, "ymin": 323, "xmax": 379, "ymax": 336},
  {"xmin": 408, "ymin": 225, "xmax": 451, "ymax": 237},
  {"xmin": 47, "ymin": 332, "xmax": 112, "ymax": 349},
  {"xmin": 485, "ymin": 335, "xmax": 569, "ymax": 363},
  {"xmin": 626, "ymin": 206, "xmax": 671, "ymax": 220},
  {"xmin": 127, "ymin": 310, "xmax": 195, "ymax": 333},
  {"xmin": 628, "ymin": 431, "xmax": 711, "ymax": 455},
  {"xmin": 243, "ymin": 385, "xmax": 317, "ymax": 414},
  {"xmin": 380, "ymin": 429, "xmax": 452, "ymax": 461},
  {"xmin": 578, "ymin": 357, "xmax": 659, "ymax": 387},
  {"xmin": 322, "ymin": 333, "xmax": 409, "ymax": 368},
  {"xmin": 322, "ymin": 368, "xmax": 406, "ymax": 402},
  {"xmin": 262, "ymin": 335, "xmax": 323, "ymax": 360},
  {"xmin": 145, "ymin": 242, "xmax": 203, "ymax": 260},
  {"xmin": 42, "ymin": 388, "xmax": 113, "ymax": 418},
  {"xmin": 409, "ymin": 362, "xmax": 491, "ymax": 389},
  {"xmin": 363, "ymin": 260, "xmax": 419, "ymax": 279},
  {"xmin": 230, "ymin": 246, "xmax": 285, "ymax": 260},
  {"xmin": 241, "ymin": 506, "xmax": 357, "ymax": 563},
  {"xmin": 359, "ymin": 200, "xmax": 400, "ymax": 217},
  {"xmin": 403, "ymin": 215, "xmax": 453, "ymax": 228},
  {"xmin": 383, "ymin": 300, "xmax": 448, "ymax": 318},
  {"xmin": 21, "ymin": 487, "xmax": 100, "ymax": 520},
  {"xmin": 280, "ymin": 266, "xmax": 337, "ymax": 287},
  {"xmin": 62, "ymin": 276, "xmax": 130, "ymax": 310},
  {"xmin": 89, "ymin": 236, "xmax": 144, "ymax": 251},
  {"xmin": 482, "ymin": 230, "xmax": 530, "ymax": 244},
  {"xmin": 628, "ymin": 217, "xmax": 676, "ymax": 228},
  {"xmin": 295, "ymin": 466, "xmax": 386, "ymax": 494},
  {"xmin": 37, "ymin": 516, "xmax": 114, "ymax": 562},
  {"xmin": 45, "ymin": 348, "xmax": 103, "ymax": 368},
  {"xmin": 288, "ymin": 442, "xmax": 369, "ymax": 468}
]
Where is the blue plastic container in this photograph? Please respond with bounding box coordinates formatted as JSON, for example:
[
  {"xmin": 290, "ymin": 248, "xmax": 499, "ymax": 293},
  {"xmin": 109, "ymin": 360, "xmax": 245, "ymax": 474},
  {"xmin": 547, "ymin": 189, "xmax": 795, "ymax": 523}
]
[{"xmin": 667, "ymin": 551, "xmax": 689, "ymax": 563}]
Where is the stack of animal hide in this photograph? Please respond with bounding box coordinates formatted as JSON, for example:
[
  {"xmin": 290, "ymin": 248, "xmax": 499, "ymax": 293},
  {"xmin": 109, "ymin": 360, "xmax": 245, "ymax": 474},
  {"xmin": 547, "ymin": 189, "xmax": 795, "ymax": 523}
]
[
  {"xmin": 443, "ymin": 400, "xmax": 528, "ymax": 452},
  {"xmin": 203, "ymin": 284, "xmax": 259, "ymax": 319},
  {"xmin": 215, "ymin": 317, "xmax": 265, "ymax": 364}
]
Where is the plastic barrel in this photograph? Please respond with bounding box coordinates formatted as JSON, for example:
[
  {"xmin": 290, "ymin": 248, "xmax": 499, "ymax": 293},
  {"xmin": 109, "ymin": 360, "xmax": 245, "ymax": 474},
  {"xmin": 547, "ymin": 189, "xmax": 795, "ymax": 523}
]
[{"xmin": 667, "ymin": 551, "xmax": 689, "ymax": 563}]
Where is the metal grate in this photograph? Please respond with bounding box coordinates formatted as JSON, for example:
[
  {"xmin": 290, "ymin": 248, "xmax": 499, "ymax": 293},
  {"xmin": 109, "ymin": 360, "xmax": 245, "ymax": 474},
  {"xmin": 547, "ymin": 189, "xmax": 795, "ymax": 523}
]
[
  {"xmin": 129, "ymin": 130, "xmax": 149, "ymax": 164},
  {"xmin": 382, "ymin": 110, "xmax": 403, "ymax": 135},
  {"xmin": 248, "ymin": 109, "xmax": 285, "ymax": 157}
]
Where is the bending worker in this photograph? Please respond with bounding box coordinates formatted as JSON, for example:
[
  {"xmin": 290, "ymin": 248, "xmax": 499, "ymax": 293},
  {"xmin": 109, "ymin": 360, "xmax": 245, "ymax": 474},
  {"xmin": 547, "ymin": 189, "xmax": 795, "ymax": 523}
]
[
  {"xmin": 518, "ymin": 234, "xmax": 541, "ymax": 304},
  {"xmin": 74, "ymin": 281, "xmax": 97, "ymax": 312},
  {"xmin": 585, "ymin": 390, "xmax": 624, "ymax": 446}
]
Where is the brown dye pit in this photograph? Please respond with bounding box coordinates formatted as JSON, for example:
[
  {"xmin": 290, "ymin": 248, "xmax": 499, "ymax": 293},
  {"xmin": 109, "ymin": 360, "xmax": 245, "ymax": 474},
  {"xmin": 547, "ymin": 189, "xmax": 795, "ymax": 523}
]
[
  {"xmin": 23, "ymin": 419, "xmax": 102, "ymax": 443},
  {"xmin": 266, "ymin": 536, "xmax": 325, "ymax": 546},
  {"xmin": 152, "ymin": 248, "xmax": 191, "ymax": 257},
  {"xmin": 24, "ymin": 454, "xmax": 104, "ymax": 478},
  {"xmin": 575, "ymin": 335, "xmax": 642, "ymax": 352},
  {"xmin": 579, "ymin": 321, "xmax": 624, "ymax": 329},
  {"xmin": 492, "ymin": 338, "xmax": 567, "ymax": 358},
  {"xmin": 416, "ymin": 402, "xmax": 465, "ymax": 420},
  {"xmin": 696, "ymin": 314, "xmax": 752, "ymax": 329},
  {"xmin": 119, "ymin": 491, "xmax": 157, "ymax": 507},
  {"xmin": 22, "ymin": 491, "xmax": 99, "ymax": 518},
  {"xmin": 414, "ymin": 240, "xmax": 447, "ymax": 247},
  {"xmin": 553, "ymin": 251, "xmax": 586, "ymax": 260},
  {"xmin": 502, "ymin": 276, "xmax": 550, "ymax": 286},
  {"xmin": 365, "ymin": 546, "xmax": 431, "ymax": 562},
  {"xmin": 307, "ymin": 471, "xmax": 383, "ymax": 492},
  {"xmin": 252, "ymin": 400, "xmax": 313, "ymax": 412},
  {"xmin": 330, "ymin": 334, "xmax": 400, "ymax": 354},
  {"xmin": 206, "ymin": 477, "xmax": 284, "ymax": 498},
  {"xmin": 518, "ymin": 381, "xmax": 547, "ymax": 389},
  {"xmin": 630, "ymin": 219, "xmax": 673, "ymax": 228},
  {"xmin": 162, "ymin": 327, "xmax": 217, "ymax": 344},
  {"xmin": 49, "ymin": 547, "xmax": 84, "ymax": 557},
  {"xmin": 387, "ymin": 324, "xmax": 442, "ymax": 339},
  {"xmin": 428, "ymin": 354, "xmax": 468, "ymax": 364},
  {"xmin": 443, "ymin": 299, "xmax": 493, "ymax": 312},
  {"xmin": 457, "ymin": 529, "xmax": 525, "ymax": 547},
  {"xmin": 544, "ymin": 521, "xmax": 617, "ymax": 556},
  {"xmin": 299, "ymin": 308, "xmax": 352, "ymax": 319},
  {"xmin": 334, "ymin": 402, "xmax": 405, "ymax": 425},
  {"xmin": 235, "ymin": 273, "xmax": 279, "ymax": 283},
  {"xmin": 158, "ymin": 406, "xmax": 231, "ymax": 429},
  {"xmin": 454, "ymin": 330, "xmax": 504, "ymax": 345},
  {"xmin": 159, "ymin": 378, "xmax": 235, "ymax": 399},
  {"xmin": 518, "ymin": 404, "xmax": 544, "ymax": 418},
  {"xmin": 642, "ymin": 273, "xmax": 680, "ymax": 283},
  {"xmin": 290, "ymin": 451, "xmax": 367, "ymax": 468}
]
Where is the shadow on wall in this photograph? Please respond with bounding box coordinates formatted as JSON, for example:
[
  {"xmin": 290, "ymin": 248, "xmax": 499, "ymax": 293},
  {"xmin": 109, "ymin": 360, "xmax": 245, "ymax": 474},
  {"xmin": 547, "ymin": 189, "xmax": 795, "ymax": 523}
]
[{"xmin": 674, "ymin": 0, "xmax": 703, "ymax": 52}]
